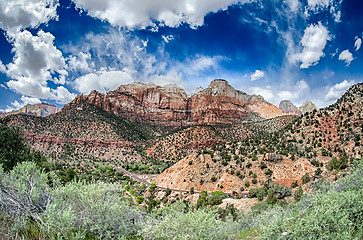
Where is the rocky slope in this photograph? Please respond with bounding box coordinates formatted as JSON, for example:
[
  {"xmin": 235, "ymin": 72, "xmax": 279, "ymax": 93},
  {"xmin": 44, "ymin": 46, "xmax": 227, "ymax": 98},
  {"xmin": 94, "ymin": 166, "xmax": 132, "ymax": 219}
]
[
  {"xmin": 153, "ymin": 83, "xmax": 362, "ymax": 192},
  {"xmin": 1, "ymin": 102, "xmax": 60, "ymax": 118},
  {"xmin": 279, "ymin": 100, "xmax": 302, "ymax": 116},
  {"xmin": 71, "ymin": 79, "xmax": 283, "ymax": 126},
  {"xmin": 298, "ymin": 100, "xmax": 317, "ymax": 114}
]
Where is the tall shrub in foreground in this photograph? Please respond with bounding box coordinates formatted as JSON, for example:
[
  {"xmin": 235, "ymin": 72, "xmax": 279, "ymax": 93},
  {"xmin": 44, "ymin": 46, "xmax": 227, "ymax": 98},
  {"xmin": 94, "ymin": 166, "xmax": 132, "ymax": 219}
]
[{"xmin": 45, "ymin": 181, "xmax": 143, "ymax": 239}]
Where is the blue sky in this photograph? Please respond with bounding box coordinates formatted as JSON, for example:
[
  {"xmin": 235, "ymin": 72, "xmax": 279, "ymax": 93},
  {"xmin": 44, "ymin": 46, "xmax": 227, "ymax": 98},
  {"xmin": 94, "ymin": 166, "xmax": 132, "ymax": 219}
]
[{"xmin": 0, "ymin": 0, "xmax": 362, "ymax": 112}]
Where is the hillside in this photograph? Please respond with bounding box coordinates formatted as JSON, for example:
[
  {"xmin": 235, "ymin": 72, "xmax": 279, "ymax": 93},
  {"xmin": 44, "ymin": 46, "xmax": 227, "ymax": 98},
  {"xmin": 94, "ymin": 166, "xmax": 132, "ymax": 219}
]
[{"xmin": 153, "ymin": 83, "xmax": 363, "ymax": 193}]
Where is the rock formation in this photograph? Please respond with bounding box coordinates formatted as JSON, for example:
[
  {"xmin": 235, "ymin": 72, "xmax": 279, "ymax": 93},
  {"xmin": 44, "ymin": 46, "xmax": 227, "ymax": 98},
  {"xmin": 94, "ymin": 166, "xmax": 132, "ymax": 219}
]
[
  {"xmin": 279, "ymin": 100, "xmax": 302, "ymax": 116},
  {"xmin": 1, "ymin": 102, "xmax": 60, "ymax": 118},
  {"xmin": 70, "ymin": 79, "xmax": 283, "ymax": 126},
  {"xmin": 298, "ymin": 100, "xmax": 317, "ymax": 114}
]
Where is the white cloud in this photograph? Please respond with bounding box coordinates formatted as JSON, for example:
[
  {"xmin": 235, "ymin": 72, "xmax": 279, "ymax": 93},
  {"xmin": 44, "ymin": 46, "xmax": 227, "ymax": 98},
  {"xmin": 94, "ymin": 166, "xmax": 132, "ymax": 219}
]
[
  {"xmin": 71, "ymin": 0, "xmax": 249, "ymax": 29},
  {"xmin": 325, "ymin": 80, "xmax": 356, "ymax": 102},
  {"xmin": 306, "ymin": 0, "xmax": 341, "ymax": 22},
  {"xmin": 307, "ymin": 0, "xmax": 330, "ymax": 8},
  {"xmin": 6, "ymin": 30, "xmax": 67, "ymax": 85},
  {"xmin": 3, "ymin": 29, "xmax": 73, "ymax": 103},
  {"xmin": 161, "ymin": 35, "xmax": 175, "ymax": 43},
  {"xmin": 249, "ymin": 86, "xmax": 274, "ymax": 102},
  {"xmin": 278, "ymin": 80, "xmax": 309, "ymax": 101},
  {"xmin": 74, "ymin": 70, "xmax": 133, "ymax": 94},
  {"xmin": 354, "ymin": 37, "xmax": 361, "ymax": 51},
  {"xmin": 293, "ymin": 22, "xmax": 330, "ymax": 68},
  {"xmin": 338, "ymin": 49, "xmax": 354, "ymax": 66},
  {"xmin": 0, "ymin": 60, "xmax": 5, "ymax": 72},
  {"xmin": 152, "ymin": 74, "xmax": 184, "ymax": 88},
  {"xmin": 250, "ymin": 70, "xmax": 264, "ymax": 81},
  {"xmin": 0, "ymin": 0, "xmax": 58, "ymax": 33},
  {"xmin": 67, "ymin": 52, "xmax": 94, "ymax": 73}
]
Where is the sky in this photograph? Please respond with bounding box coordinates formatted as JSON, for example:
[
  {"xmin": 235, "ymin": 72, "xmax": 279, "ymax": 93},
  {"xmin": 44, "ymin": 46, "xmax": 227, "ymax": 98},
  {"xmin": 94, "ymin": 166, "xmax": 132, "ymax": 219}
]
[{"xmin": 0, "ymin": 0, "xmax": 362, "ymax": 112}]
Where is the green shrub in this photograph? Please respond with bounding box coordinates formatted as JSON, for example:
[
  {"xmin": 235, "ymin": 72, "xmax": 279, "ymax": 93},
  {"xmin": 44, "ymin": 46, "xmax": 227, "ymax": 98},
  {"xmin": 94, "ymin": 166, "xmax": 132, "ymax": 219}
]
[
  {"xmin": 45, "ymin": 181, "xmax": 141, "ymax": 239},
  {"xmin": 138, "ymin": 209, "xmax": 237, "ymax": 239}
]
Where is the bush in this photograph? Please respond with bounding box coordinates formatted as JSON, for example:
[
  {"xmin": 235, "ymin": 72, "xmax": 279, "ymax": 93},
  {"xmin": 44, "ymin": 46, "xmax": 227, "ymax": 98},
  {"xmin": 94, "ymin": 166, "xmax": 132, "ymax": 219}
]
[
  {"xmin": 294, "ymin": 186, "xmax": 303, "ymax": 202},
  {"xmin": 0, "ymin": 162, "xmax": 52, "ymax": 225},
  {"xmin": 138, "ymin": 209, "xmax": 237, "ymax": 239},
  {"xmin": 45, "ymin": 181, "xmax": 141, "ymax": 239},
  {"xmin": 302, "ymin": 172, "xmax": 310, "ymax": 184}
]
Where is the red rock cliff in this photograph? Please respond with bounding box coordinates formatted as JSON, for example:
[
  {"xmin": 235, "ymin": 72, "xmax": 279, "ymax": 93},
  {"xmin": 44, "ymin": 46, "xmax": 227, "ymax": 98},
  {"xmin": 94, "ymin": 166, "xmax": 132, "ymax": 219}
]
[{"xmin": 69, "ymin": 79, "xmax": 283, "ymax": 126}]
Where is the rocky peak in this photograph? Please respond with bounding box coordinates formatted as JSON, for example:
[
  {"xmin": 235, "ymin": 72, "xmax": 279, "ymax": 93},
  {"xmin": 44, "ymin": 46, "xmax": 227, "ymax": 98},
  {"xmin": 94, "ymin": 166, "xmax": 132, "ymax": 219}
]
[
  {"xmin": 70, "ymin": 79, "xmax": 284, "ymax": 126},
  {"xmin": 204, "ymin": 79, "xmax": 243, "ymax": 97},
  {"xmin": 190, "ymin": 86, "xmax": 204, "ymax": 96},
  {"xmin": 1, "ymin": 102, "xmax": 60, "ymax": 118},
  {"xmin": 298, "ymin": 100, "xmax": 317, "ymax": 114},
  {"xmin": 279, "ymin": 100, "xmax": 302, "ymax": 116}
]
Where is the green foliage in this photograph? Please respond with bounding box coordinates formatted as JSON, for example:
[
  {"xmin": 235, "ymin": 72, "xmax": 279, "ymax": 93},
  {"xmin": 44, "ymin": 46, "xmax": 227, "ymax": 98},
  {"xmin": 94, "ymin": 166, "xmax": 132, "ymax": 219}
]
[
  {"xmin": 46, "ymin": 181, "xmax": 140, "ymax": 239},
  {"xmin": 302, "ymin": 172, "xmax": 310, "ymax": 184},
  {"xmin": 291, "ymin": 181, "xmax": 298, "ymax": 188},
  {"xmin": 294, "ymin": 186, "xmax": 304, "ymax": 202},
  {"xmin": 327, "ymin": 154, "xmax": 349, "ymax": 171},
  {"xmin": 0, "ymin": 123, "xmax": 47, "ymax": 172},
  {"xmin": 138, "ymin": 208, "xmax": 237, "ymax": 240},
  {"xmin": 197, "ymin": 191, "xmax": 225, "ymax": 209}
]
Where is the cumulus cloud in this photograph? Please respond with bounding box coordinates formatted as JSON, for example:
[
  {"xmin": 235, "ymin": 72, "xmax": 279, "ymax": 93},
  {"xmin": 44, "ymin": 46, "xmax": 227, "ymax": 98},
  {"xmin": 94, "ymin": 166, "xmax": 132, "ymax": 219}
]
[
  {"xmin": 6, "ymin": 30, "xmax": 67, "ymax": 85},
  {"xmin": 338, "ymin": 49, "xmax": 354, "ymax": 66},
  {"xmin": 0, "ymin": 0, "xmax": 58, "ymax": 33},
  {"xmin": 325, "ymin": 79, "xmax": 356, "ymax": 102},
  {"xmin": 354, "ymin": 37, "xmax": 362, "ymax": 51},
  {"xmin": 278, "ymin": 80, "xmax": 309, "ymax": 101},
  {"xmin": 3, "ymin": 29, "xmax": 74, "ymax": 103},
  {"xmin": 67, "ymin": 52, "xmax": 94, "ymax": 73},
  {"xmin": 74, "ymin": 70, "xmax": 133, "ymax": 94},
  {"xmin": 249, "ymin": 86, "xmax": 274, "ymax": 102},
  {"xmin": 293, "ymin": 22, "xmax": 330, "ymax": 68},
  {"xmin": 71, "ymin": 0, "xmax": 249, "ymax": 29},
  {"xmin": 250, "ymin": 70, "xmax": 264, "ymax": 81}
]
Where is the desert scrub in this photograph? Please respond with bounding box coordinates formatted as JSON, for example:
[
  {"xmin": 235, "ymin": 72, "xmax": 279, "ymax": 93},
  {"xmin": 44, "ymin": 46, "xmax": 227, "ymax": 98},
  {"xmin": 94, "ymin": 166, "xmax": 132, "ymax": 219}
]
[
  {"xmin": 44, "ymin": 181, "xmax": 143, "ymax": 239},
  {"xmin": 258, "ymin": 161, "xmax": 363, "ymax": 240},
  {"xmin": 138, "ymin": 208, "xmax": 238, "ymax": 240}
]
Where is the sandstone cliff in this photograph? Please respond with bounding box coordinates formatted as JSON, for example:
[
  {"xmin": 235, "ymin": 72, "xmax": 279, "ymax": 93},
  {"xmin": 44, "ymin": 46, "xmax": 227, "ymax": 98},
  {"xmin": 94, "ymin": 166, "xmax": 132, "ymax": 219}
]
[
  {"xmin": 70, "ymin": 79, "xmax": 283, "ymax": 126},
  {"xmin": 298, "ymin": 100, "xmax": 317, "ymax": 114},
  {"xmin": 279, "ymin": 100, "xmax": 302, "ymax": 116},
  {"xmin": 1, "ymin": 102, "xmax": 60, "ymax": 118}
]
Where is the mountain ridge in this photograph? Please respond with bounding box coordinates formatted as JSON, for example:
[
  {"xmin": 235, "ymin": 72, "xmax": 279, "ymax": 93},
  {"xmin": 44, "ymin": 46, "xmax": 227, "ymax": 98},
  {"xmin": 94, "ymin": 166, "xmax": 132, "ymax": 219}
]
[{"xmin": 70, "ymin": 79, "xmax": 284, "ymax": 126}]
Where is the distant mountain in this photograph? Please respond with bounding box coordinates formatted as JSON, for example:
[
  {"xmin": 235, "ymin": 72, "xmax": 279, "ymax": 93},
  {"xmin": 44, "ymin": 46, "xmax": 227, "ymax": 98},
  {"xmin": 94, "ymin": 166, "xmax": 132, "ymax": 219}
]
[
  {"xmin": 152, "ymin": 83, "xmax": 363, "ymax": 192},
  {"xmin": 0, "ymin": 102, "xmax": 60, "ymax": 118},
  {"xmin": 298, "ymin": 100, "xmax": 317, "ymax": 114},
  {"xmin": 279, "ymin": 100, "xmax": 302, "ymax": 116},
  {"xmin": 71, "ymin": 79, "xmax": 284, "ymax": 126}
]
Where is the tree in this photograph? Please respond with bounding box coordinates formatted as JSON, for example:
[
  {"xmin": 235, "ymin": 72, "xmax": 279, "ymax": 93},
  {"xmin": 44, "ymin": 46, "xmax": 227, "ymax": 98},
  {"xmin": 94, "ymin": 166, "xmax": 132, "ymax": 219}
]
[
  {"xmin": 294, "ymin": 186, "xmax": 304, "ymax": 202},
  {"xmin": 302, "ymin": 173, "xmax": 310, "ymax": 184}
]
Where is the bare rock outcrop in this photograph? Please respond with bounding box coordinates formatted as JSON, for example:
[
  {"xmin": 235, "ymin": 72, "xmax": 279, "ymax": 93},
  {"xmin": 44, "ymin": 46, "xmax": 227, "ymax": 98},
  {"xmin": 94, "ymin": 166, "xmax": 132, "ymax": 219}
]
[
  {"xmin": 1, "ymin": 102, "xmax": 60, "ymax": 118},
  {"xmin": 298, "ymin": 100, "xmax": 317, "ymax": 114},
  {"xmin": 279, "ymin": 100, "xmax": 302, "ymax": 116},
  {"xmin": 70, "ymin": 79, "xmax": 284, "ymax": 126}
]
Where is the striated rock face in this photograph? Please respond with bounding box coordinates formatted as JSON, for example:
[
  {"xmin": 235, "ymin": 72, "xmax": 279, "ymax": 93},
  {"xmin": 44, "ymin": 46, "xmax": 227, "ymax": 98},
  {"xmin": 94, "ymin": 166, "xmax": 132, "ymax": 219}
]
[
  {"xmin": 70, "ymin": 79, "xmax": 283, "ymax": 126},
  {"xmin": 279, "ymin": 100, "xmax": 302, "ymax": 116},
  {"xmin": 1, "ymin": 102, "xmax": 60, "ymax": 118},
  {"xmin": 298, "ymin": 100, "xmax": 317, "ymax": 114}
]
